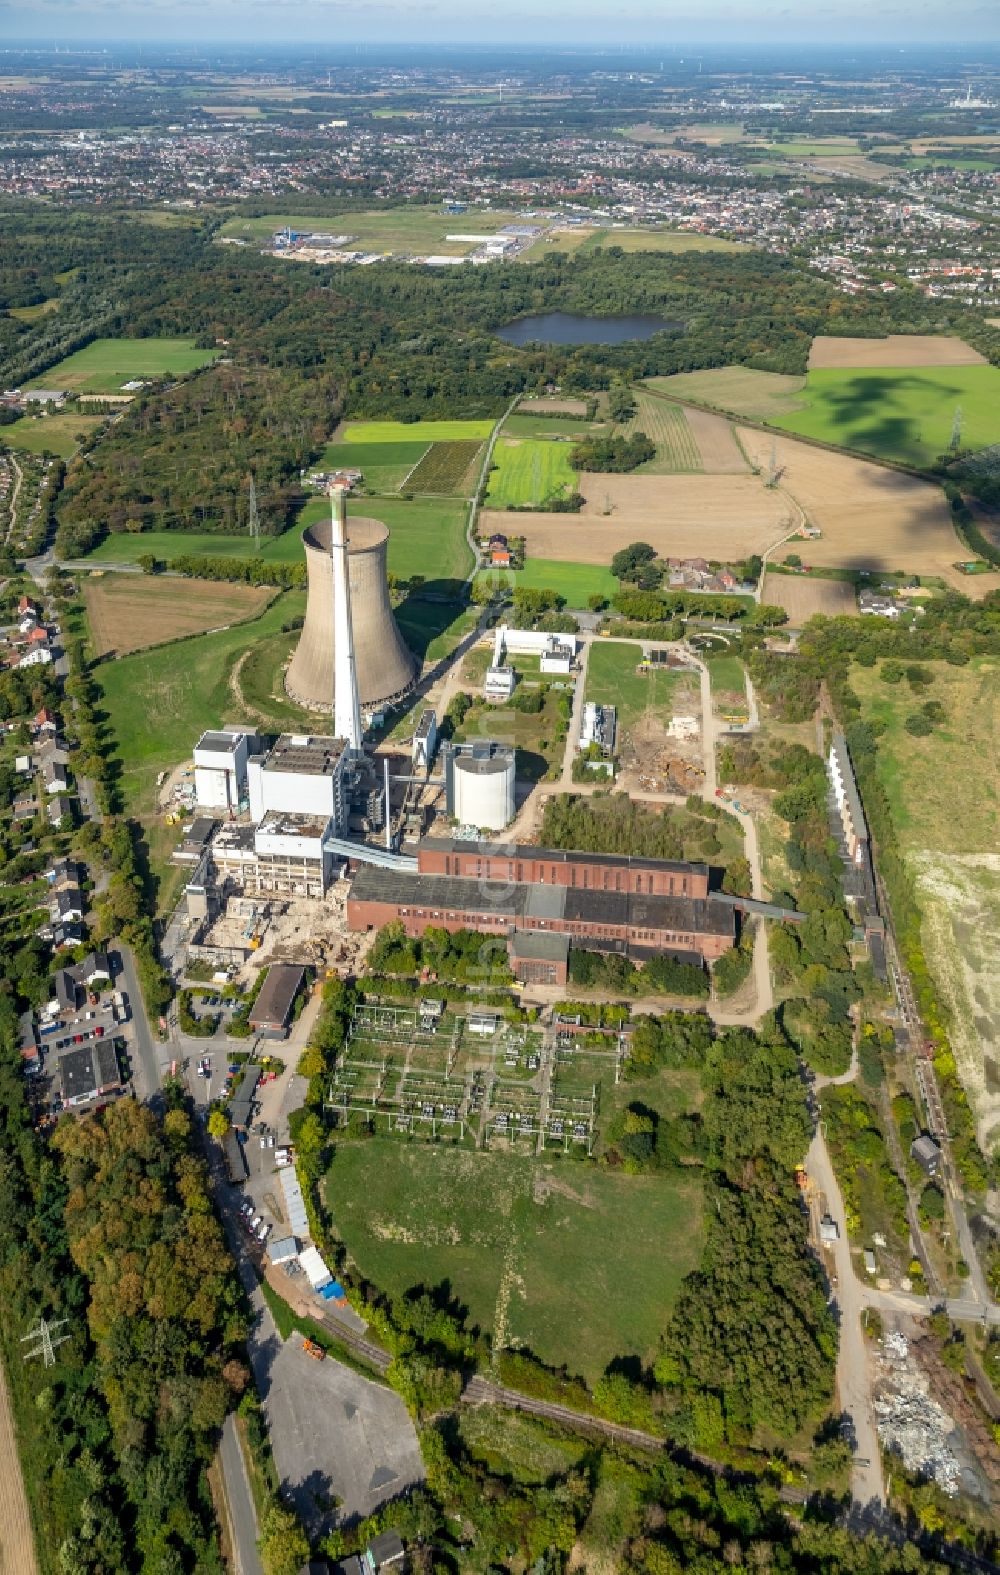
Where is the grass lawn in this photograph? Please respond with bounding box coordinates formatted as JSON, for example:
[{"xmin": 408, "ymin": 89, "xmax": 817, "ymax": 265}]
[
  {"xmin": 645, "ymin": 367, "xmax": 808, "ymax": 422},
  {"xmin": 1, "ymin": 412, "xmax": 102, "ymax": 458},
  {"xmin": 502, "ymin": 412, "xmax": 603, "ymax": 440},
  {"xmin": 9, "ymin": 298, "xmax": 59, "ymax": 322},
  {"xmin": 485, "ymin": 437, "xmax": 577, "ymax": 507},
  {"xmin": 774, "ymin": 364, "xmax": 1000, "ymax": 468},
  {"xmin": 482, "ymin": 557, "xmax": 618, "ymax": 606},
  {"xmin": 706, "ymin": 652, "xmax": 747, "ymax": 704},
  {"xmin": 95, "ymin": 593, "xmax": 304, "ymax": 905},
  {"xmin": 454, "ymin": 687, "xmax": 568, "ymax": 781},
  {"xmin": 326, "ymin": 1140, "xmax": 702, "ymax": 1385},
  {"xmin": 394, "ymin": 601, "xmax": 477, "ymax": 665},
  {"xmin": 585, "ymin": 640, "xmax": 686, "ymax": 732},
  {"xmin": 339, "ymin": 418, "xmax": 495, "ymax": 444},
  {"xmin": 315, "ymin": 438, "xmax": 429, "ymax": 493},
  {"xmin": 300, "ymin": 493, "xmax": 473, "ymax": 585},
  {"xmin": 83, "ymin": 528, "xmax": 305, "ymax": 566},
  {"xmin": 25, "ymin": 337, "xmax": 216, "ymax": 394}
]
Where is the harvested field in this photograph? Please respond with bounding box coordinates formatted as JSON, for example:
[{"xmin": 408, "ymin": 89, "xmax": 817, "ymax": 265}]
[
  {"xmin": 808, "ymin": 334, "xmax": 986, "ymax": 370},
  {"xmin": 480, "ymin": 473, "xmax": 792, "ymax": 563},
  {"xmin": 645, "ymin": 367, "xmax": 807, "ymax": 422},
  {"xmin": 518, "ymin": 397, "xmax": 589, "ymax": 416},
  {"xmin": 737, "ymin": 429, "xmax": 984, "ymax": 595},
  {"xmin": 0, "ymin": 1357, "xmax": 38, "ymax": 1575},
  {"xmin": 616, "ymin": 394, "xmax": 701, "ymax": 473},
  {"xmin": 682, "ymin": 406, "xmax": 748, "ymax": 473},
  {"xmin": 761, "ymin": 572, "xmax": 858, "ymax": 621},
  {"xmin": 83, "ymin": 575, "xmax": 274, "ymax": 657}
]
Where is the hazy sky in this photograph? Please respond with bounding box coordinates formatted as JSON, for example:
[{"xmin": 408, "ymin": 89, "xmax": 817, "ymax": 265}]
[{"xmin": 3, "ymin": 0, "xmax": 998, "ymax": 48}]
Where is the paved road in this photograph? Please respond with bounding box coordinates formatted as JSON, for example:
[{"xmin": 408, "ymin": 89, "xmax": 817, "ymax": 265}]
[
  {"xmin": 806, "ymin": 1127, "xmax": 887, "ymax": 1509},
  {"xmin": 116, "ymin": 943, "xmax": 165, "ymax": 1102},
  {"xmin": 556, "ymin": 638, "xmax": 593, "ymax": 788},
  {"xmin": 220, "ymin": 1415, "xmax": 263, "ymax": 1575}
]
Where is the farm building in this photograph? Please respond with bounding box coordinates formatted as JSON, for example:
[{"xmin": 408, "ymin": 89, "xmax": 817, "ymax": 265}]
[{"xmin": 248, "ymin": 964, "xmax": 307, "ymax": 1038}]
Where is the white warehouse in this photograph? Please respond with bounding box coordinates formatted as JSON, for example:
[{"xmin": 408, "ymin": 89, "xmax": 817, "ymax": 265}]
[{"xmin": 194, "ymin": 728, "xmax": 257, "ymax": 812}]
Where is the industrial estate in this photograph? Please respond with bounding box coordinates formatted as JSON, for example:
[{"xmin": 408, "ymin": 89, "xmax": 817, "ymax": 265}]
[{"xmin": 0, "ymin": 32, "xmax": 998, "ymax": 1575}]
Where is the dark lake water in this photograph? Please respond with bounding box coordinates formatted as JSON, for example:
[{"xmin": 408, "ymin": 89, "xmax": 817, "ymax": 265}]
[{"xmin": 496, "ymin": 311, "xmax": 680, "ymax": 347}]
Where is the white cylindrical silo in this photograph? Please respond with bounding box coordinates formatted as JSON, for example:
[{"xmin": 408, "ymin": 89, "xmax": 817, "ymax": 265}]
[{"xmin": 452, "ymin": 751, "xmax": 515, "ymax": 831}]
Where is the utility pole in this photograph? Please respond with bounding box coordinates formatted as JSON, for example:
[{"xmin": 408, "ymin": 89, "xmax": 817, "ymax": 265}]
[
  {"xmin": 21, "ymin": 1316, "xmax": 71, "ymax": 1368},
  {"xmin": 248, "ymin": 473, "xmax": 260, "ymax": 551}
]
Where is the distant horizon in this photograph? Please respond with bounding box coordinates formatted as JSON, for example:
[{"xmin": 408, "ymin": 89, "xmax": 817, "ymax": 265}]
[{"xmin": 2, "ymin": 6, "xmax": 999, "ymax": 52}]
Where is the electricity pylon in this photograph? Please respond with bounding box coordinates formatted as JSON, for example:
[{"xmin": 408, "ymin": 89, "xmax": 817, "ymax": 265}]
[{"xmin": 22, "ymin": 1316, "xmax": 71, "ymax": 1368}]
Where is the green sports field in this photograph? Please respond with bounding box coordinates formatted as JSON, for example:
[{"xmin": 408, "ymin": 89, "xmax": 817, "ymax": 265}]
[
  {"xmin": 773, "ymin": 364, "xmax": 1000, "ymax": 467},
  {"xmin": 339, "ymin": 418, "xmax": 494, "ymax": 444},
  {"xmin": 26, "ymin": 337, "xmax": 216, "ymax": 394},
  {"xmin": 326, "ymin": 1138, "xmax": 702, "ymax": 1385},
  {"xmin": 485, "ymin": 437, "xmax": 577, "ymax": 507}
]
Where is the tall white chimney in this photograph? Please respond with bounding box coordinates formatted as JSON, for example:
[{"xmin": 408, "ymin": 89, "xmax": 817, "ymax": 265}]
[{"xmin": 330, "ymin": 486, "xmax": 363, "ymax": 752}]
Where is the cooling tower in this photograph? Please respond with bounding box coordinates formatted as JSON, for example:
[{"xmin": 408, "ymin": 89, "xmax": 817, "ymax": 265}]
[{"xmin": 286, "ymin": 511, "xmax": 416, "ymax": 712}]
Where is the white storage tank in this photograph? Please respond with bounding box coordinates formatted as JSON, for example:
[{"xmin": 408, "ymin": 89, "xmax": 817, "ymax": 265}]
[{"xmin": 445, "ymin": 742, "xmax": 515, "ymax": 831}]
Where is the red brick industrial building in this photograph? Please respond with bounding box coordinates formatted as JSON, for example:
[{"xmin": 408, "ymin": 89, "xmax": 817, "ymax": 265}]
[{"xmin": 347, "ymin": 839, "xmax": 734, "ymax": 985}]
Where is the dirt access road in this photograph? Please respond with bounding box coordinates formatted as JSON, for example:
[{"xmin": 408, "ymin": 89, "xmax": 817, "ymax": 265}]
[{"xmin": 0, "ymin": 1358, "xmax": 38, "ymax": 1575}]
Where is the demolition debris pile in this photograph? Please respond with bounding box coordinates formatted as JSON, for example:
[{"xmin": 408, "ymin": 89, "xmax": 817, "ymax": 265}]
[{"xmin": 874, "ymin": 1331, "xmax": 962, "ymax": 1495}]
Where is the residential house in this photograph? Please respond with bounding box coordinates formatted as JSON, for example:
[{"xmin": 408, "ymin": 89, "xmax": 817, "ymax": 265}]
[
  {"xmin": 46, "ymin": 795, "xmax": 72, "ymax": 828},
  {"xmin": 46, "ymin": 857, "xmax": 80, "ymax": 889},
  {"xmin": 18, "ymin": 1009, "xmax": 38, "ymax": 1063},
  {"xmin": 34, "ymin": 707, "xmax": 58, "ymax": 733},
  {"xmin": 51, "ymin": 922, "xmax": 85, "ymax": 951},
  {"xmin": 12, "ymin": 793, "xmax": 36, "ymax": 822},
  {"xmin": 910, "ymin": 1133, "xmax": 942, "ymax": 1176},
  {"xmin": 49, "ymin": 888, "xmax": 84, "ymax": 924},
  {"xmin": 80, "ymin": 952, "xmax": 111, "ymax": 987},
  {"xmin": 54, "ymin": 968, "xmax": 84, "ymax": 1012},
  {"xmin": 19, "ymin": 646, "xmax": 52, "ymax": 668},
  {"xmin": 858, "ymin": 589, "xmax": 901, "ymax": 618},
  {"xmin": 43, "ymin": 758, "xmax": 70, "ymax": 795},
  {"xmin": 17, "ymin": 595, "xmax": 37, "ymax": 619}
]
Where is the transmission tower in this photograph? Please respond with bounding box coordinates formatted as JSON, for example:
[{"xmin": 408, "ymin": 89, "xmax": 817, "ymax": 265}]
[
  {"xmin": 22, "ymin": 1316, "xmax": 71, "ymax": 1369},
  {"xmin": 247, "ymin": 473, "xmax": 260, "ymax": 551},
  {"xmin": 949, "ymin": 405, "xmax": 963, "ymax": 453}
]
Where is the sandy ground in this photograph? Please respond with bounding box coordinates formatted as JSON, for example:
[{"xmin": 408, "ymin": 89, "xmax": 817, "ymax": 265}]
[
  {"xmin": 0, "ymin": 1358, "xmax": 38, "ymax": 1575},
  {"xmin": 808, "ymin": 335, "xmax": 986, "ymax": 369},
  {"xmin": 683, "ymin": 406, "xmax": 748, "ymax": 473},
  {"xmin": 761, "ymin": 572, "xmax": 858, "ymax": 620},
  {"xmin": 83, "ymin": 576, "xmax": 274, "ymax": 657},
  {"xmin": 737, "ymin": 428, "xmax": 992, "ymax": 594},
  {"xmin": 481, "ymin": 474, "xmax": 792, "ymax": 563}
]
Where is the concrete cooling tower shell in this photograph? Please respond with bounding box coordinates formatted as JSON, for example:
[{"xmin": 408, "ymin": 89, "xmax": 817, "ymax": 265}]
[{"xmin": 286, "ymin": 514, "xmax": 416, "ymax": 711}]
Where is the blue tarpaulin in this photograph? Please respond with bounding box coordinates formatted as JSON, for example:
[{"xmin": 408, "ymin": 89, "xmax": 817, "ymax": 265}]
[{"xmin": 320, "ymin": 1280, "xmax": 347, "ymax": 1301}]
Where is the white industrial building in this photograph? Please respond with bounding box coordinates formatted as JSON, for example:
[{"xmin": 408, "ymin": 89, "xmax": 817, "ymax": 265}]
[
  {"xmin": 579, "ymin": 701, "xmax": 617, "ymax": 756},
  {"xmin": 493, "ymin": 624, "xmax": 577, "ymax": 674},
  {"xmin": 442, "ymin": 740, "xmax": 516, "ymax": 831},
  {"xmin": 194, "ymin": 728, "xmax": 256, "ymax": 812},
  {"xmin": 412, "ymin": 709, "xmax": 438, "ymax": 772},
  {"xmin": 483, "ymin": 665, "xmax": 516, "ymax": 702},
  {"xmin": 247, "ymin": 734, "xmax": 349, "ymax": 832}
]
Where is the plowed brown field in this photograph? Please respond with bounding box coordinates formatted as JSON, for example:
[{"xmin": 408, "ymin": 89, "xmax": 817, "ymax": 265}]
[
  {"xmin": 808, "ymin": 335, "xmax": 985, "ymax": 369},
  {"xmin": 0, "ymin": 1359, "xmax": 38, "ymax": 1575},
  {"xmin": 761, "ymin": 572, "xmax": 858, "ymax": 621},
  {"xmin": 480, "ymin": 473, "xmax": 793, "ymax": 564},
  {"xmin": 83, "ymin": 575, "xmax": 274, "ymax": 657},
  {"xmin": 738, "ymin": 429, "xmax": 990, "ymax": 595}
]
